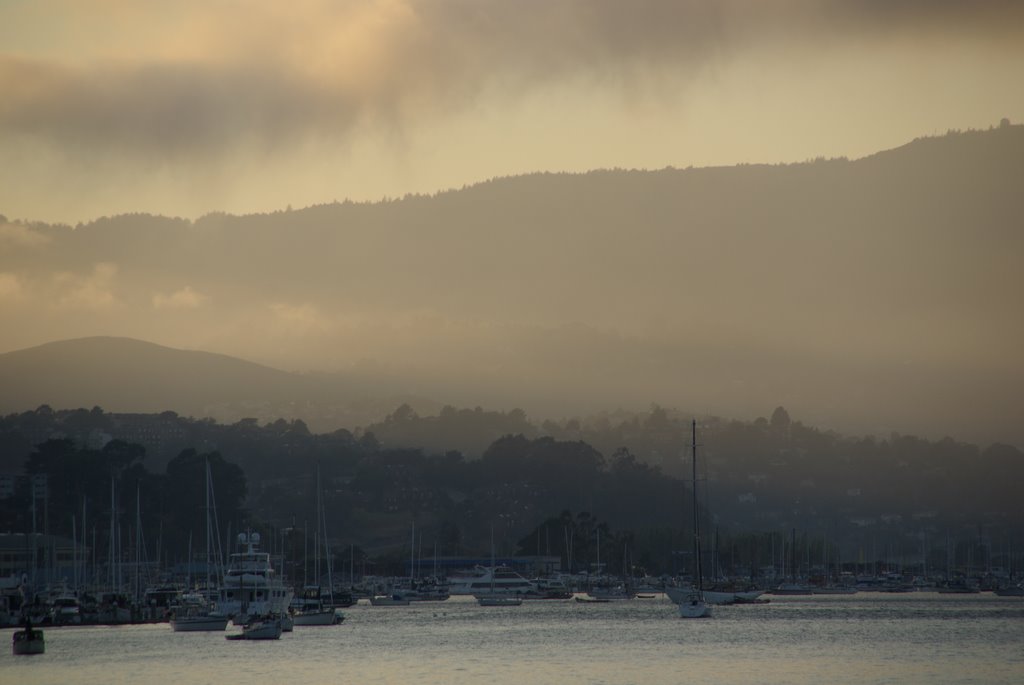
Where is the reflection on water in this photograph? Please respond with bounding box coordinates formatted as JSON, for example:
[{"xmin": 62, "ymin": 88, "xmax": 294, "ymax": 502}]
[{"xmin": 4, "ymin": 593, "xmax": 1023, "ymax": 685}]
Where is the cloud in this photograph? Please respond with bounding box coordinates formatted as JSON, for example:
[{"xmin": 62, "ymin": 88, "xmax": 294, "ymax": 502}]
[
  {"xmin": 0, "ymin": 273, "xmax": 23, "ymax": 300},
  {"xmin": 0, "ymin": 222, "xmax": 51, "ymax": 248},
  {"xmin": 152, "ymin": 286, "xmax": 208, "ymax": 310},
  {"xmin": 268, "ymin": 302, "xmax": 332, "ymax": 334},
  {"xmin": 54, "ymin": 262, "xmax": 119, "ymax": 310},
  {"xmin": 2, "ymin": 1, "xmax": 1021, "ymax": 162}
]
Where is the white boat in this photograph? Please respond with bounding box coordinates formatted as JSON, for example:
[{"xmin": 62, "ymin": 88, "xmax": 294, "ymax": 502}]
[
  {"xmin": 219, "ymin": 532, "xmax": 294, "ymax": 620},
  {"xmin": 476, "ymin": 526, "xmax": 526, "ymax": 607},
  {"xmin": 477, "ymin": 595, "xmax": 523, "ymax": 606},
  {"xmin": 170, "ymin": 591, "xmax": 228, "ymax": 632},
  {"xmin": 677, "ymin": 420, "xmax": 712, "ymax": 619},
  {"xmin": 369, "ymin": 593, "xmax": 411, "ymax": 606},
  {"xmin": 226, "ymin": 615, "xmax": 283, "ymax": 640},
  {"xmin": 450, "ymin": 566, "xmax": 536, "ymax": 596},
  {"xmin": 12, "ymin": 620, "xmax": 45, "ymax": 655},
  {"xmin": 678, "ymin": 589, "xmax": 712, "ymax": 618}
]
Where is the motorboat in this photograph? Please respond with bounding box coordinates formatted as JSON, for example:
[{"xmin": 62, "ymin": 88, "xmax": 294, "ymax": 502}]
[
  {"xmin": 449, "ymin": 566, "xmax": 537, "ymax": 596},
  {"xmin": 169, "ymin": 591, "xmax": 228, "ymax": 632}
]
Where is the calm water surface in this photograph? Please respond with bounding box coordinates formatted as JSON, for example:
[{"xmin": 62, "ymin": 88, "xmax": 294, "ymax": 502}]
[{"xmin": 5, "ymin": 593, "xmax": 1023, "ymax": 684}]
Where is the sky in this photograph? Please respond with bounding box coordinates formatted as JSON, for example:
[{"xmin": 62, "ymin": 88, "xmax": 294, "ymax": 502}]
[{"xmin": 2, "ymin": 0, "xmax": 1023, "ymax": 224}]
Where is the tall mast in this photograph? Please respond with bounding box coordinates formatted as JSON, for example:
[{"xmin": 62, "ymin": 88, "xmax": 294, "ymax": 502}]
[{"xmin": 692, "ymin": 420, "xmax": 704, "ymax": 592}]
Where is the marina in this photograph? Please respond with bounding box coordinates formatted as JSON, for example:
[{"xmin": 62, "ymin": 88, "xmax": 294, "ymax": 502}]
[{"xmin": 3, "ymin": 593, "xmax": 1022, "ymax": 684}]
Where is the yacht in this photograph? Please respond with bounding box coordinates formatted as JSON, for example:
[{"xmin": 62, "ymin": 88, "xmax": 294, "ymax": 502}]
[
  {"xmin": 218, "ymin": 532, "xmax": 293, "ymax": 621},
  {"xmin": 448, "ymin": 566, "xmax": 537, "ymax": 596},
  {"xmin": 169, "ymin": 591, "xmax": 228, "ymax": 632}
]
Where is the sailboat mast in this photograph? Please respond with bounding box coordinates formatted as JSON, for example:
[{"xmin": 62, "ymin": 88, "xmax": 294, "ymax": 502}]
[{"xmin": 692, "ymin": 420, "xmax": 704, "ymax": 592}]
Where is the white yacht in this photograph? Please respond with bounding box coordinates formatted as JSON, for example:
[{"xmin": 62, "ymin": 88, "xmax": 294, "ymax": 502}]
[
  {"xmin": 218, "ymin": 532, "xmax": 293, "ymax": 621},
  {"xmin": 449, "ymin": 565, "xmax": 537, "ymax": 596}
]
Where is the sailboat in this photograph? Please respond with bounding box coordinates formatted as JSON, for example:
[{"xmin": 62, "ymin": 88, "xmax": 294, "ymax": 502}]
[
  {"xmin": 678, "ymin": 420, "xmax": 712, "ymax": 619},
  {"xmin": 171, "ymin": 458, "xmax": 229, "ymax": 632},
  {"xmin": 292, "ymin": 464, "xmax": 342, "ymax": 626}
]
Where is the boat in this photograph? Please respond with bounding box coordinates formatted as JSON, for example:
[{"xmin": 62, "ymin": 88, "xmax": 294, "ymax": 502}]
[
  {"xmin": 225, "ymin": 615, "xmax": 283, "ymax": 640},
  {"xmin": 170, "ymin": 593, "xmax": 228, "ymax": 632},
  {"xmin": 993, "ymin": 583, "xmax": 1024, "ymax": 597},
  {"xmin": 369, "ymin": 593, "xmax": 411, "ymax": 606},
  {"xmin": 291, "ymin": 587, "xmax": 341, "ymax": 625},
  {"xmin": 218, "ymin": 531, "xmax": 294, "ymax": 621},
  {"xmin": 476, "ymin": 527, "xmax": 524, "ymax": 607},
  {"xmin": 170, "ymin": 606, "xmax": 229, "ymax": 631},
  {"xmin": 677, "ymin": 420, "xmax": 712, "ymax": 619},
  {"xmin": 477, "ymin": 595, "xmax": 523, "ymax": 606},
  {"xmin": 666, "ymin": 585, "xmax": 737, "ymax": 605},
  {"xmin": 171, "ymin": 459, "xmax": 229, "ymax": 632},
  {"xmin": 522, "ymin": 577, "xmax": 573, "ymax": 600},
  {"xmin": 12, "ymin": 619, "xmax": 45, "ymax": 655},
  {"xmin": 290, "ymin": 466, "xmax": 343, "ymax": 626},
  {"xmin": 450, "ymin": 565, "xmax": 536, "ymax": 596},
  {"xmin": 587, "ymin": 585, "xmax": 636, "ymax": 601}
]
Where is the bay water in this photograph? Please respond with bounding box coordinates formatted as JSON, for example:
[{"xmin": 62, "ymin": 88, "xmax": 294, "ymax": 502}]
[{"xmin": 5, "ymin": 593, "xmax": 1022, "ymax": 684}]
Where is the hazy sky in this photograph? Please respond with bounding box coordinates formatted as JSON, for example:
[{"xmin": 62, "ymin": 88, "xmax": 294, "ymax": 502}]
[{"xmin": 2, "ymin": 0, "xmax": 1023, "ymax": 224}]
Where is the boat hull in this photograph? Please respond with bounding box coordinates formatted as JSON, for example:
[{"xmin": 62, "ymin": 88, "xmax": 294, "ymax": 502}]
[
  {"xmin": 292, "ymin": 609, "xmax": 339, "ymax": 626},
  {"xmin": 678, "ymin": 597, "xmax": 713, "ymax": 618},
  {"xmin": 12, "ymin": 629, "xmax": 45, "ymax": 655},
  {"xmin": 170, "ymin": 615, "xmax": 229, "ymax": 632}
]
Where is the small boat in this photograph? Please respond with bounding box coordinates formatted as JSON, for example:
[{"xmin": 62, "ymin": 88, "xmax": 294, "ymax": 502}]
[
  {"xmin": 170, "ymin": 608, "xmax": 229, "ymax": 632},
  {"xmin": 170, "ymin": 591, "xmax": 229, "ymax": 632},
  {"xmin": 292, "ymin": 608, "xmax": 340, "ymax": 625},
  {"xmin": 477, "ymin": 595, "xmax": 523, "ymax": 606},
  {"xmin": 225, "ymin": 615, "xmax": 283, "ymax": 640},
  {"xmin": 12, "ymin": 619, "xmax": 45, "ymax": 655},
  {"xmin": 369, "ymin": 594, "xmax": 411, "ymax": 606},
  {"xmin": 574, "ymin": 595, "xmax": 610, "ymax": 604}
]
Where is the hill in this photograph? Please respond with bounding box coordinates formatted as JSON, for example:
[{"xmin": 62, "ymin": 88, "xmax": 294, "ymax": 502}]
[{"xmin": 1, "ymin": 125, "xmax": 1022, "ymax": 446}]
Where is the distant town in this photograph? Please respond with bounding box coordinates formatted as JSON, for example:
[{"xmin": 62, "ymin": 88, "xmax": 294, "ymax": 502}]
[{"xmin": 1, "ymin": 401, "xmax": 1021, "ymax": 625}]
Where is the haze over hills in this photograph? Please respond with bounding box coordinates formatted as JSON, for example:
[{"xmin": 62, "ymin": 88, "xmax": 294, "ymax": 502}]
[
  {"xmin": 0, "ymin": 337, "xmax": 437, "ymax": 431},
  {"xmin": 1, "ymin": 126, "xmax": 1022, "ymax": 447}
]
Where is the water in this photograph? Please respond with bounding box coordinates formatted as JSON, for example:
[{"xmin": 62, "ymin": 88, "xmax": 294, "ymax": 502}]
[{"xmin": 5, "ymin": 593, "xmax": 1023, "ymax": 684}]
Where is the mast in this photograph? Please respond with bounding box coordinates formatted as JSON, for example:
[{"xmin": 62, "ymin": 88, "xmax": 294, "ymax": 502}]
[
  {"xmin": 204, "ymin": 457, "xmax": 211, "ymax": 596},
  {"xmin": 692, "ymin": 420, "xmax": 704, "ymax": 593}
]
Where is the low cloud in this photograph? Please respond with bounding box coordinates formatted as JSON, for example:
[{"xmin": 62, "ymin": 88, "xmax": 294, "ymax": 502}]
[
  {"xmin": 54, "ymin": 263, "xmax": 119, "ymax": 310},
  {"xmin": 0, "ymin": 222, "xmax": 51, "ymax": 249},
  {"xmin": 268, "ymin": 302, "xmax": 332, "ymax": 335},
  {"xmin": 0, "ymin": 273, "xmax": 23, "ymax": 300},
  {"xmin": 153, "ymin": 286, "xmax": 208, "ymax": 310}
]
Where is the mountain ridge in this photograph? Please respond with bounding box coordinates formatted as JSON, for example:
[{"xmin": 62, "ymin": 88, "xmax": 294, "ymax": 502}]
[{"xmin": 1, "ymin": 125, "xmax": 1021, "ymax": 447}]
